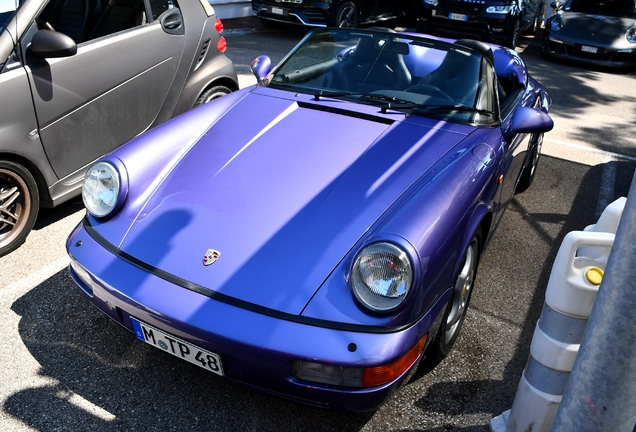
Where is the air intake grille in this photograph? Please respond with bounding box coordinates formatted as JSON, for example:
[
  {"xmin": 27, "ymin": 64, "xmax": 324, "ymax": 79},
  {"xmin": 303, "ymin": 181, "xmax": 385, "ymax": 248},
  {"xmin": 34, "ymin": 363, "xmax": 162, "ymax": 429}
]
[{"xmin": 194, "ymin": 38, "xmax": 211, "ymax": 71}]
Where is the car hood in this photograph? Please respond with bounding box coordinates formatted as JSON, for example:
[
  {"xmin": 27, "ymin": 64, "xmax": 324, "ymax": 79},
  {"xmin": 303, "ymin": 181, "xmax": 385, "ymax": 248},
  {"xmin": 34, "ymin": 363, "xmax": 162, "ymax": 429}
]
[
  {"xmin": 560, "ymin": 12, "xmax": 635, "ymax": 46},
  {"xmin": 111, "ymin": 91, "xmax": 473, "ymax": 315}
]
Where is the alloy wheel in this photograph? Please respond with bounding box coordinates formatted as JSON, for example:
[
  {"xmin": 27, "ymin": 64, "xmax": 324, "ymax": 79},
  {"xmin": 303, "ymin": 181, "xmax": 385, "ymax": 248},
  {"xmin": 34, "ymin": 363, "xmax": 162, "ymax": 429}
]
[
  {"xmin": 0, "ymin": 169, "xmax": 32, "ymax": 250},
  {"xmin": 444, "ymin": 238, "xmax": 478, "ymax": 345}
]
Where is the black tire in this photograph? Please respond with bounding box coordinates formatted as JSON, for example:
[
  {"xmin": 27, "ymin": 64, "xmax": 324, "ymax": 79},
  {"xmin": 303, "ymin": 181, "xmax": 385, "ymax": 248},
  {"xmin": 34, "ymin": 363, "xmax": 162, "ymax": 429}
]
[
  {"xmin": 516, "ymin": 133, "xmax": 543, "ymax": 194},
  {"xmin": 505, "ymin": 19, "xmax": 521, "ymax": 49},
  {"xmin": 523, "ymin": 7, "xmax": 542, "ymax": 35},
  {"xmin": 0, "ymin": 161, "xmax": 40, "ymax": 257},
  {"xmin": 530, "ymin": 11, "xmax": 541, "ymax": 35},
  {"xmin": 329, "ymin": 1, "xmax": 359, "ymax": 28},
  {"xmin": 425, "ymin": 231, "xmax": 481, "ymax": 366},
  {"xmin": 194, "ymin": 85, "xmax": 232, "ymax": 107}
]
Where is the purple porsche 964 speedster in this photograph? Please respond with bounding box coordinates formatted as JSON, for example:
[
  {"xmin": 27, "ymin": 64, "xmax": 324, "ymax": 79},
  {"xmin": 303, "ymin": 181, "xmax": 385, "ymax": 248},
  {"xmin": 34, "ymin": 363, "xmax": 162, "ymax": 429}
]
[{"xmin": 66, "ymin": 28, "xmax": 553, "ymax": 411}]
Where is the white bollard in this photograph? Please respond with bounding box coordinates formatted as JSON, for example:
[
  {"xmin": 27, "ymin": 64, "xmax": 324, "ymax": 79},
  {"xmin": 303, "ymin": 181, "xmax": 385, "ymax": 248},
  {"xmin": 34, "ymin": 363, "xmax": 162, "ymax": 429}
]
[
  {"xmin": 490, "ymin": 231, "xmax": 615, "ymax": 432},
  {"xmin": 578, "ymin": 197, "xmax": 626, "ymax": 261},
  {"xmin": 490, "ymin": 197, "xmax": 627, "ymax": 432}
]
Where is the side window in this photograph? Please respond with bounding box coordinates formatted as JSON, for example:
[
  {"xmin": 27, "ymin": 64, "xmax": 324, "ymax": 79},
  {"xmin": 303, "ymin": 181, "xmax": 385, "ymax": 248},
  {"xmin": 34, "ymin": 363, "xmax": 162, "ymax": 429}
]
[
  {"xmin": 148, "ymin": 0, "xmax": 179, "ymax": 21},
  {"xmin": 35, "ymin": 0, "xmax": 148, "ymax": 45}
]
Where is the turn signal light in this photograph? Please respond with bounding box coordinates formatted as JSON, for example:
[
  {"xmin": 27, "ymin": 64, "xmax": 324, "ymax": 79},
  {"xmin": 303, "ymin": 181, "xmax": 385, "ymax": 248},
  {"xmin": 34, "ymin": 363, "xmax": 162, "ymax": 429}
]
[
  {"xmin": 362, "ymin": 334, "xmax": 427, "ymax": 387},
  {"xmin": 291, "ymin": 334, "xmax": 428, "ymax": 388}
]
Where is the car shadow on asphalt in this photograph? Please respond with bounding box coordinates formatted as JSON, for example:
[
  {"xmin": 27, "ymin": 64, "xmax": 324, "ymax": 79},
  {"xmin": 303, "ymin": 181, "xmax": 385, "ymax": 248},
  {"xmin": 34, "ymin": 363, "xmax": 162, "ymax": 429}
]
[
  {"xmin": 5, "ymin": 269, "xmax": 373, "ymax": 431},
  {"xmin": 33, "ymin": 196, "xmax": 85, "ymax": 232}
]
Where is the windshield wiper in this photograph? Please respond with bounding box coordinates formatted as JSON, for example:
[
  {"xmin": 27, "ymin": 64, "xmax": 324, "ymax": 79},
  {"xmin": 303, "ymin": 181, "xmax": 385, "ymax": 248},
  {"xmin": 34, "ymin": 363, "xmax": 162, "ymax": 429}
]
[
  {"xmin": 311, "ymin": 92, "xmax": 418, "ymax": 113},
  {"xmin": 359, "ymin": 94, "xmax": 414, "ymax": 105},
  {"xmin": 357, "ymin": 94, "xmax": 423, "ymax": 113},
  {"xmin": 312, "ymin": 90, "xmax": 363, "ymax": 100},
  {"xmin": 309, "ymin": 92, "xmax": 494, "ymax": 118},
  {"xmin": 416, "ymin": 104, "xmax": 494, "ymax": 116}
]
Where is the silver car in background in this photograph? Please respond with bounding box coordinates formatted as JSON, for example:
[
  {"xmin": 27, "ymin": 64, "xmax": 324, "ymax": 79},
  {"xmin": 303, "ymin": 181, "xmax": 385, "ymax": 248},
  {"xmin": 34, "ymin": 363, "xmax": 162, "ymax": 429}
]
[{"xmin": 0, "ymin": 0, "xmax": 238, "ymax": 256}]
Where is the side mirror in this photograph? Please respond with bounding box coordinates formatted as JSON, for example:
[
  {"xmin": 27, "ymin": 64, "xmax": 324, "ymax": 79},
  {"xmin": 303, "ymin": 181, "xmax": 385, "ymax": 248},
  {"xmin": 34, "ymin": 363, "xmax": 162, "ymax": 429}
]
[
  {"xmin": 505, "ymin": 107, "xmax": 554, "ymax": 140},
  {"xmin": 251, "ymin": 55, "xmax": 272, "ymax": 84},
  {"xmin": 550, "ymin": 1, "xmax": 563, "ymax": 12},
  {"xmin": 29, "ymin": 29, "xmax": 77, "ymax": 58}
]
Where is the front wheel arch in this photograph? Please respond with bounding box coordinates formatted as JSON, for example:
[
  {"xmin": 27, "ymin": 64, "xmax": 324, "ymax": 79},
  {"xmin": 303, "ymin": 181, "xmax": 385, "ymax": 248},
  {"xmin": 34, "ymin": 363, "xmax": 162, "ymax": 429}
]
[
  {"xmin": 423, "ymin": 225, "xmax": 482, "ymax": 366},
  {"xmin": 194, "ymin": 85, "xmax": 232, "ymax": 107},
  {"xmin": 515, "ymin": 132, "xmax": 543, "ymax": 194}
]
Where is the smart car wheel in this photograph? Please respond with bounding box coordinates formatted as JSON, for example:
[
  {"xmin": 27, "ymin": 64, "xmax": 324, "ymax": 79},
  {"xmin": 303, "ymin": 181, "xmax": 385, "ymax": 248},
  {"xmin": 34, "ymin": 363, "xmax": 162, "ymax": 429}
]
[
  {"xmin": 426, "ymin": 232, "xmax": 480, "ymax": 365},
  {"xmin": 0, "ymin": 161, "xmax": 40, "ymax": 257},
  {"xmin": 194, "ymin": 85, "xmax": 232, "ymax": 106},
  {"xmin": 516, "ymin": 133, "xmax": 543, "ymax": 194},
  {"xmin": 330, "ymin": 2, "xmax": 359, "ymax": 28}
]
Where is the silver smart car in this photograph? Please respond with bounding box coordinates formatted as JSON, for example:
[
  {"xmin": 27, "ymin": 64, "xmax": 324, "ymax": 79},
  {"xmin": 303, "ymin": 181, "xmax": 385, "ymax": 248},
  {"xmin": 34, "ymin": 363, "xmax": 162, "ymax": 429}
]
[{"xmin": 0, "ymin": 0, "xmax": 238, "ymax": 256}]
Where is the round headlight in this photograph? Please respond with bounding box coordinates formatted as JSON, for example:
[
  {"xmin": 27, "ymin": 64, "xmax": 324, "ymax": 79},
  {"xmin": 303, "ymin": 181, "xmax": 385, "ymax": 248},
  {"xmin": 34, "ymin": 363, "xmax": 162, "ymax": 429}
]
[
  {"xmin": 550, "ymin": 17, "xmax": 564, "ymax": 32},
  {"xmin": 351, "ymin": 242, "xmax": 413, "ymax": 312},
  {"xmin": 486, "ymin": 5, "xmax": 512, "ymax": 13},
  {"xmin": 626, "ymin": 28, "xmax": 636, "ymax": 44},
  {"xmin": 83, "ymin": 161, "xmax": 121, "ymax": 218}
]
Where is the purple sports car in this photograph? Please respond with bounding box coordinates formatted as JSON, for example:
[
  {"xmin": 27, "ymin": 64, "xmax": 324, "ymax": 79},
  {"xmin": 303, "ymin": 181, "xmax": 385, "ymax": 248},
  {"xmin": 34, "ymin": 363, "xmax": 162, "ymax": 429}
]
[{"xmin": 66, "ymin": 28, "xmax": 553, "ymax": 412}]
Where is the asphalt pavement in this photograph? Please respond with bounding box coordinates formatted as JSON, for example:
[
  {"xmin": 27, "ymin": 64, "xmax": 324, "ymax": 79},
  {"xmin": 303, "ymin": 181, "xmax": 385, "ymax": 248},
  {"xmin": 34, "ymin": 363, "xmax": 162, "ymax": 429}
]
[{"xmin": 1, "ymin": 17, "xmax": 635, "ymax": 432}]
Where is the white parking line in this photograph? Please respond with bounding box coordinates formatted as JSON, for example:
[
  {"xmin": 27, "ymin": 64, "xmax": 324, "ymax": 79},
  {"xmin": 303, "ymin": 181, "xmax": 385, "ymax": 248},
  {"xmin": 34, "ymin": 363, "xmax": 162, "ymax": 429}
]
[
  {"xmin": 541, "ymin": 137, "xmax": 634, "ymax": 219},
  {"xmin": 542, "ymin": 138, "xmax": 636, "ymax": 169}
]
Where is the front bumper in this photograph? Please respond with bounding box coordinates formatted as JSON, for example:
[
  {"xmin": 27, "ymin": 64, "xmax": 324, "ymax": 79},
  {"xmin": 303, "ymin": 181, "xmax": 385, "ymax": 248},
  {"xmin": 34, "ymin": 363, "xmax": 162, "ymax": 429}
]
[
  {"xmin": 416, "ymin": 5, "xmax": 517, "ymax": 45},
  {"xmin": 542, "ymin": 35, "xmax": 636, "ymax": 68},
  {"xmin": 66, "ymin": 220, "xmax": 447, "ymax": 411},
  {"xmin": 252, "ymin": 0, "xmax": 327, "ymax": 27}
]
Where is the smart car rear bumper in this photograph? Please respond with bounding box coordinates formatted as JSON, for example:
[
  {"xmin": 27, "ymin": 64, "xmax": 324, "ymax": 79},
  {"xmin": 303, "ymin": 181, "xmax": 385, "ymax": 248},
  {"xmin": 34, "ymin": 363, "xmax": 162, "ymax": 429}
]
[{"xmin": 66, "ymin": 220, "xmax": 448, "ymax": 412}]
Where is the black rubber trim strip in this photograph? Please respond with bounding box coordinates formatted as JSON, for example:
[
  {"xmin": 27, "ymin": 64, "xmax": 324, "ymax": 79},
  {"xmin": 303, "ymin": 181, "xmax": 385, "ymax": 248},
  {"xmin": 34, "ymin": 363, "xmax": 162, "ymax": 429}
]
[
  {"xmin": 82, "ymin": 218, "xmax": 410, "ymax": 334},
  {"xmin": 297, "ymin": 101, "xmax": 395, "ymax": 125}
]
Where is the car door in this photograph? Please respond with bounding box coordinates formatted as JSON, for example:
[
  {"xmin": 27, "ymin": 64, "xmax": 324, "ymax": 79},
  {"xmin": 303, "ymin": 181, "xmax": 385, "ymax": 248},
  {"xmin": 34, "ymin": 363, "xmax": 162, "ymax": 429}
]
[
  {"xmin": 22, "ymin": 0, "xmax": 186, "ymax": 180},
  {"xmin": 2, "ymin": 0, "xmax": 50, "ymax": 159}
]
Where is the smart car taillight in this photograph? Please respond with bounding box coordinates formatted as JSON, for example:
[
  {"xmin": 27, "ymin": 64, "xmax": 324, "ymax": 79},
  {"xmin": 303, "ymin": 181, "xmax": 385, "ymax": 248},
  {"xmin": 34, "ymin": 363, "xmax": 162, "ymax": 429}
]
[
  {"xmin": 215, "ymin": 18, "xmax": 224, "ymax": 33},
  {"xmin": 217, "ymin": 36, "xmax": 227, "ymax": 53}
]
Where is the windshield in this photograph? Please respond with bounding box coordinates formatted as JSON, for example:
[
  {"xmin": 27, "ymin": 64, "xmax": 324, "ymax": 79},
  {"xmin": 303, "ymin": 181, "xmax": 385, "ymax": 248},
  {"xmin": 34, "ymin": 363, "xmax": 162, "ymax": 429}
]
[
  {"xmin": 268, "ymin": 29, "xmax": 496, "ymax": 124},
  {"xmin": 0, "ymin": 0, "xmax": 18, "ymax": 34},
  {"xmin": 567, "ymin": 0, "xmax": 636, "ymax": 18}
]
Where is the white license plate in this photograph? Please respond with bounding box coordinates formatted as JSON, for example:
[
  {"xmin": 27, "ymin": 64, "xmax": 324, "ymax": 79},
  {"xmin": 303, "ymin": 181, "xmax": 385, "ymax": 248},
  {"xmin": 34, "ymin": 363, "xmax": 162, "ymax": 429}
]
[
  {"xmin": 449, "ymin": 13, "xmax": 468, "ymax": 21},
  {"xmin": 271, "ymin": 6, "xmax": 284, "ymax": 15},
  {"xmin": 581, "ymin": 45, "xmax": 598, "ymax": 53},
  {"xmin": 131, "ymin": 318, "xmax": 224, "ymax": 376}
]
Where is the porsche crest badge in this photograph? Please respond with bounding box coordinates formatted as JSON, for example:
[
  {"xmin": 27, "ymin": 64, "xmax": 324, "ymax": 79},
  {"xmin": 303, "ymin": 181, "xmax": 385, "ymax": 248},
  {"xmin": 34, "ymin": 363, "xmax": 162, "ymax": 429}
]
[{"xmin": 203, "ymin": 249, "xmax": 221, "ymax": 266}]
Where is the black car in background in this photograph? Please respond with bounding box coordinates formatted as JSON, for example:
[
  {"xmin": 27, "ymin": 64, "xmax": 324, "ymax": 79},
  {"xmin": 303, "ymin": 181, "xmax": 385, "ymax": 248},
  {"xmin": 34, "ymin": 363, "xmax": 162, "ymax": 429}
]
[
  {"xmin": 542, "ymin": 0, "xmax": 636, "ymax": 68},
  {"xmin": 252, "ymin": 0, "xmax": 412, "ymax": 28},
  {"xmin": 415, "ymin": 0, "xmax": 544, "ymax": 48}
]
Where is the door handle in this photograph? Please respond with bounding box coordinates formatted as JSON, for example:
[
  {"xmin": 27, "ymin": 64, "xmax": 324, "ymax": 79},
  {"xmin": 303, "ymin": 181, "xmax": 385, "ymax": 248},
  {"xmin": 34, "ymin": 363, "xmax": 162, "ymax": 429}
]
[{"xmin": 161, "ymin": 10, "xmax": 184, "ymax": 35}]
